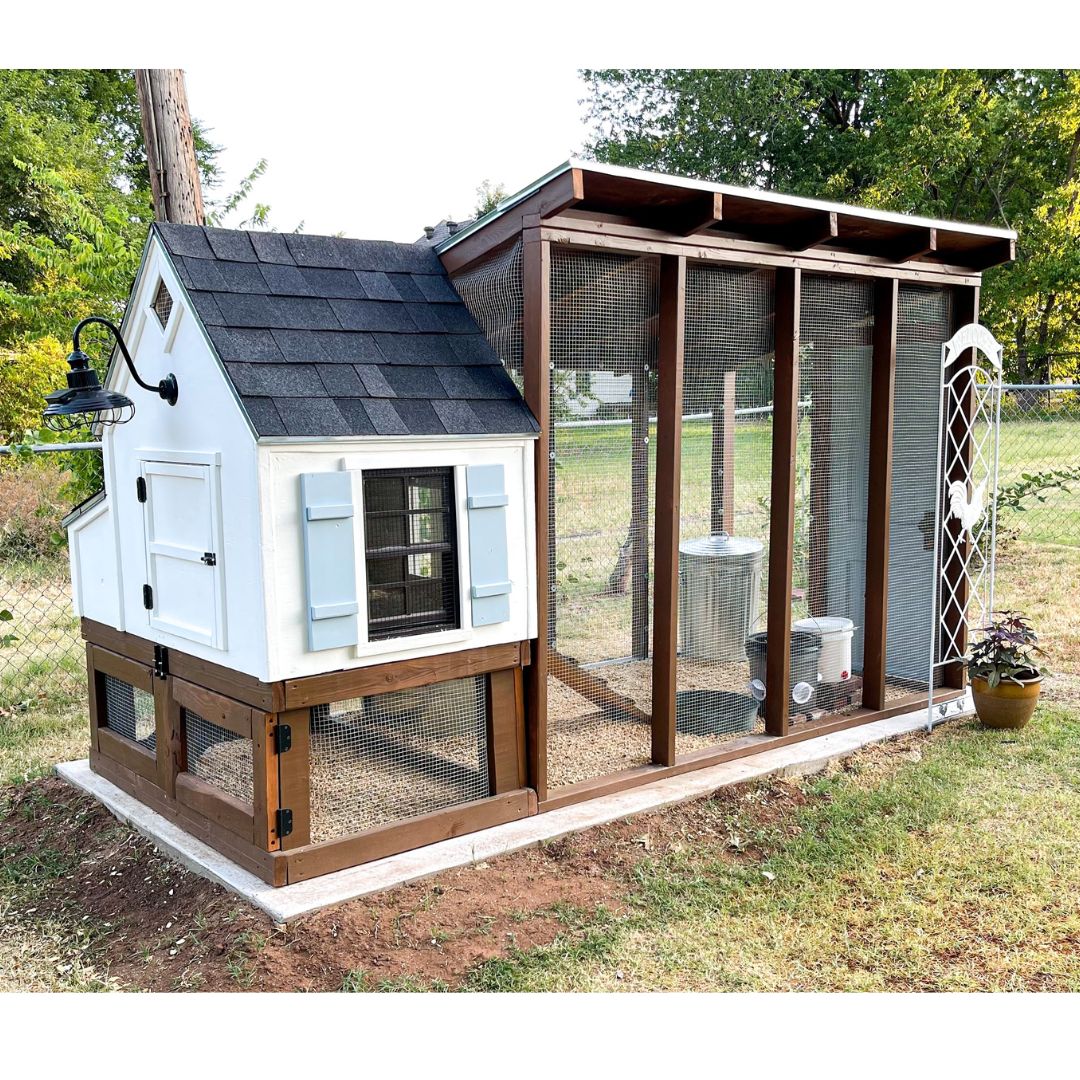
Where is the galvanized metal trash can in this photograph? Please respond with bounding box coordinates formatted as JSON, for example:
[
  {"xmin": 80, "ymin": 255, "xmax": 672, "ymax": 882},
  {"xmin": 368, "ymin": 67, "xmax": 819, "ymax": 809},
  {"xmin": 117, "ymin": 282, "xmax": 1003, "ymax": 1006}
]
[{"xmin": 679, "ymin": 534, "xmax": 765, "ymax": 662}]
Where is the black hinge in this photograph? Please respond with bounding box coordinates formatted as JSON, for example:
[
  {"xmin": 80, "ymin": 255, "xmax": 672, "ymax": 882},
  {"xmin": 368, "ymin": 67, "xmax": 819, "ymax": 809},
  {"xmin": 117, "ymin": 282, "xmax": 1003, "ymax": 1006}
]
[
  {"xmin": 153, "ymin": 644, "xmax": 169, "ymax": 679},
  {"xmin": 136, "ymin": 476, "xmax": 147, "ymax": 503},
  {"xmin": 275, "ymin": 808, "xmax": 294, "ymax": 838},
  {"xmin": 201, "ymin": 552, "xmax": 217, "ymax": 566},
  {"xmin": 274, "ymin": 723, "xmax": 292, "ymax": 754},
  {"xmin": 142, "ymin": 584, "xmax": 153, "ymax": 610}
]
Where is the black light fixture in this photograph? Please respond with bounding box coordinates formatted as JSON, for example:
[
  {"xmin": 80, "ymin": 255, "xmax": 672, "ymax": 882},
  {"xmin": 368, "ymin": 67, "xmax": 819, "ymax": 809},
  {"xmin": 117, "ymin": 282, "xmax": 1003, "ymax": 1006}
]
[{"xmin": 42, "ymin": 316, "xmax": 178, "ymax": 433}]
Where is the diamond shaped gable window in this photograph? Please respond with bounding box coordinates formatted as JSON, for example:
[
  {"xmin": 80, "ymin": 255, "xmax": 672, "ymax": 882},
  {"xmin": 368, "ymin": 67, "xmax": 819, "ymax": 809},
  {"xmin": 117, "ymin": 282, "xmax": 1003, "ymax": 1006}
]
[{"xmin": 152, "ymin": 279, "xmax": 173, "ymax": 329}]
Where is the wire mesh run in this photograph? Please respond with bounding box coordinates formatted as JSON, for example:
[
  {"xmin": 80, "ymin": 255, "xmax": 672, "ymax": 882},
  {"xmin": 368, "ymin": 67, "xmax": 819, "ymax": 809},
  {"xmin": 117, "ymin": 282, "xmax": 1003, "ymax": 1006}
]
[
  {"xmin": 450, "ymin": 238, "xmax": 524, "ymax": 389},
  {"xmin": 886, "ymin": 285, "xmax": 952, "ymax": 697},
  {"xmin": 796, "ymin": 275, "xmax": 873, "ymax": 717},
  {"xmin": 546, "ymin": 249, "xmax": 659, "ymax": 788},
  {"xmin": 152, "ymin": 279, "xmax": 173, "ymax": 328},
  {"xmin": 675, "ymin": 264, "xmax": 775, "ymax": 754},
  {"xmin": 184, "ymin": 708, "xmax": 254, "ymax": 804},
  {"xmin": 102, "ymin": 673, "xmax": 156, "ymax": 750},
  {"xmin": 308, "ymin": 676, "xmax": 489, "ymax": 843}
]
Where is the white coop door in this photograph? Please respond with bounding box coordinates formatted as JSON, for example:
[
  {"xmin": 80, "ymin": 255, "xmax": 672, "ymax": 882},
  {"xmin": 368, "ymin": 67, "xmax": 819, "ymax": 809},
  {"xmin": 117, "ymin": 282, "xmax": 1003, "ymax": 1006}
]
[{"xmin": 140, "ymin": 459, "xmax": 225, "ymax": 648}]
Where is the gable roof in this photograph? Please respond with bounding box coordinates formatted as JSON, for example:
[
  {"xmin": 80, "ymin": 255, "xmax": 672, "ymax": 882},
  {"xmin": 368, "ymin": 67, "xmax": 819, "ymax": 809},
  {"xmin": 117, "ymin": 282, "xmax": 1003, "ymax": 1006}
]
[{"xmin": 153, "ymin": 223, "xmax": 538, "ymax": 439}]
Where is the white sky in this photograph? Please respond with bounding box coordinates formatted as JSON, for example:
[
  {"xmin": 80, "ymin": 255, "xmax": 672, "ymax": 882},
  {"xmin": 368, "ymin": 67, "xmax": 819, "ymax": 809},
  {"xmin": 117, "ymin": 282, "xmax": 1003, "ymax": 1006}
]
[{"xmin": 184, "ymin": 65, "xmax": 591, "ymax": 243}]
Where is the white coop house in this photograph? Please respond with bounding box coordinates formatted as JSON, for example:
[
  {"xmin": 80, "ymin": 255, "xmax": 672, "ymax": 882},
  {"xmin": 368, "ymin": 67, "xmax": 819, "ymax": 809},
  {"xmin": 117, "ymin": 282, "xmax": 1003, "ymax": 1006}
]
[
  {"xmin": 66, "ymin": 224, "xmax": 539, "ymax": 884},
  {"xmin": 62, "ymin": 160, "xmax": 1014, "ymax": 885}
]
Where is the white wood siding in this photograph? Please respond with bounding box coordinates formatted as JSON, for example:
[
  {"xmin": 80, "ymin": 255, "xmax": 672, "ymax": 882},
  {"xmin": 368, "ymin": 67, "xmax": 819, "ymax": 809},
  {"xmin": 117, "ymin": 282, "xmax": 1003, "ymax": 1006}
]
[
  {"xmin": 259, "ymin": 437, "xmax": 536, "ymax": 681},
  {"xmin": 90, "ymin": 237, "xmax": 270, "ymax": 678}
]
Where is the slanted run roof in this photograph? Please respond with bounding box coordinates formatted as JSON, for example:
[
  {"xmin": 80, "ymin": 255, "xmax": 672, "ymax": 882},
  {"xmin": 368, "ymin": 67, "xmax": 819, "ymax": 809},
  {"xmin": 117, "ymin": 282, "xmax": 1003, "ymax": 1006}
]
[
  {"xmin": 438, "ymin": 159, "xmax": 1017, "ymax": 271},
  {"xmin": 154, "ymin": 223, "xmax": 538, "ymax": 439}
]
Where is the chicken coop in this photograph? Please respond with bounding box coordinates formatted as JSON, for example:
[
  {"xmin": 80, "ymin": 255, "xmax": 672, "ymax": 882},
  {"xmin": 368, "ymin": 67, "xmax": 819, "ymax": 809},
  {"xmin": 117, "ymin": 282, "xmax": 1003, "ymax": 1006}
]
[{"xmin": 64, "ymin": 159, "xmax": 1014, "ymax": 884}]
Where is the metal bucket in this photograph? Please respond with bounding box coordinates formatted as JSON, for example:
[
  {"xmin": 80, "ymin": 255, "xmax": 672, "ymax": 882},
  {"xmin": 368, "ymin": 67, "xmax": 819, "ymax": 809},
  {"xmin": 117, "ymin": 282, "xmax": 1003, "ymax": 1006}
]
[
  {"xmin": 745, "ymin": 630, "xmax": 822, "ymax": 715},
  {"xmin": 679, "ymin": 534, "xmax": 765, "ymax": 662}
]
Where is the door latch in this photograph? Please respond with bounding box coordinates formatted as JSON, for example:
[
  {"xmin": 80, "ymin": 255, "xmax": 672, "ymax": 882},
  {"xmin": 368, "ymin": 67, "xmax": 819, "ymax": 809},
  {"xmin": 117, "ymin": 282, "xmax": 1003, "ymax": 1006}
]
[{"xmin": 201, "ymin": 552, "xmax": 217, "ymax": 566}]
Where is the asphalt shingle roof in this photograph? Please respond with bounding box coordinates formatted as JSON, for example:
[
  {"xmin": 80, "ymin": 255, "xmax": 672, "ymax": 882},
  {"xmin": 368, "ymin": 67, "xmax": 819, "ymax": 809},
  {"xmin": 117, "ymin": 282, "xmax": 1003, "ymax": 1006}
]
[{"xmin": 155, "ymin": 223, "xmax": 538, "ymax": 438}]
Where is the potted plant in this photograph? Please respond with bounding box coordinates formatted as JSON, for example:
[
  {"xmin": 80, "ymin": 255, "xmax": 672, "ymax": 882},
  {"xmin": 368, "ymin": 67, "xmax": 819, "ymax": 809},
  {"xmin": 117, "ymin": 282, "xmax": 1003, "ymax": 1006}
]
[{"xmin": 966, "ymin": 611, "xmax": 1048, "ymax": 730}]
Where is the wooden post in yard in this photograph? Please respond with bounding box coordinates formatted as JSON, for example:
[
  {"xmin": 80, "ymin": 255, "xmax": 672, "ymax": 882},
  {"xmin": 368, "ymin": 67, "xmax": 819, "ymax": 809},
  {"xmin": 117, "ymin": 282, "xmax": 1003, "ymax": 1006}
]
[{"xmin": 135, "ymin": 69, "xmax": 205, "ymax": 225}]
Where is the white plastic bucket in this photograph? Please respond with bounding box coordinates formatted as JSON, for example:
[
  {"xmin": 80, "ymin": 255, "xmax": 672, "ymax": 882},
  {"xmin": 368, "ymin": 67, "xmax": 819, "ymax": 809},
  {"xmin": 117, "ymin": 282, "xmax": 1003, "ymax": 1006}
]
[{"xmin": 793, "ymin": 616, "xmax": 855, "ymax": 683}]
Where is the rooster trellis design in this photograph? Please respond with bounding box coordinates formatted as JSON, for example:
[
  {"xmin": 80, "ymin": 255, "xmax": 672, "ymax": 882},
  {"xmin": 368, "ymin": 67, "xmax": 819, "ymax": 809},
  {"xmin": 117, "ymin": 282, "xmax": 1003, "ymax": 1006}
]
[{"xmin": 928, "ymin": 323, "xmax": 1004, "ymax": 725}]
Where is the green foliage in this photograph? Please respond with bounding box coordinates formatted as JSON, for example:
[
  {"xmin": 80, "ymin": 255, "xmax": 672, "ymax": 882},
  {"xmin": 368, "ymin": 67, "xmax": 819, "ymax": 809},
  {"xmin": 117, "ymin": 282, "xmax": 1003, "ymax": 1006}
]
[
  {"xmin": 581, "ymin": 69, "xmax": 1080, "ymax": 380},
  {"xmin": 967, "ymin": 610, "xmax": 1049, "ymax": 687},
  {"xmin": 0, "ymin": 336, "xmax": 68, "ymax": 440},
  {"xmin": 0, "ymin": 70, "xmax": 155, "ymax": 347},
  {"xmin": 474, "ymin": 179, "xmax": 508, "ymax": 218},
  {"xmin": 995, "ymin": 465, "xmax": 1080, "ymax": 514},
  {"xmin": 205, "ymin": 158, "xmax": 273, "ymax": 230}
]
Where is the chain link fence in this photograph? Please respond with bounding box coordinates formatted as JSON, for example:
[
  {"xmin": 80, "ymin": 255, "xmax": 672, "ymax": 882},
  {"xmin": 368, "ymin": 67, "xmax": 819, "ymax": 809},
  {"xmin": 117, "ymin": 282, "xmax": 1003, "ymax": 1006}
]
[
  {"xmin": 996, "ymin": 385, "xmax": 1080, "ymax": 548},
  {"xmin": 0, "ymin": 384, "xmax": 1077, "ymax": 712},
  {"xmin": 0, "ymin": 445, "xmax": 96, "ymax": 710}
]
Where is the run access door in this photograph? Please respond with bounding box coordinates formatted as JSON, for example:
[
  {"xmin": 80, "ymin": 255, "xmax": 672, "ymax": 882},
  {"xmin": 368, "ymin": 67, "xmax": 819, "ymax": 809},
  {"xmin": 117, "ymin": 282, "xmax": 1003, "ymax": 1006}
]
[{"xmin": 140, "ymin": 457, "xmax": 226, "ymax": 649}]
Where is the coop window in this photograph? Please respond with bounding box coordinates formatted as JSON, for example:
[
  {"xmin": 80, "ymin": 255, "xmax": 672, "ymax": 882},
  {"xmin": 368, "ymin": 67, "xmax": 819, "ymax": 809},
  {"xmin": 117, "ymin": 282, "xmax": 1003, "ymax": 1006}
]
[
  {"xmin": 363, "ymin": 467, "xmax": 460, "ymax": 640},
  {"xmin": 152, "ymin": 279, "xmax": 173, "ymax": 328},
  {"xmin": 102, "ymin": 674, "xmax": 157, "ymax": 750}
]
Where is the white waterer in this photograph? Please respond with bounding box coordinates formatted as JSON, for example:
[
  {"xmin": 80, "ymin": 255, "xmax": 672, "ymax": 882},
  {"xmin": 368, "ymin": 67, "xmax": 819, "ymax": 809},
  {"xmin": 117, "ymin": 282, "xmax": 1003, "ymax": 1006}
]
[{"xmin": 793, "ymin": 616, "xmax": 856, "ymax": 683}]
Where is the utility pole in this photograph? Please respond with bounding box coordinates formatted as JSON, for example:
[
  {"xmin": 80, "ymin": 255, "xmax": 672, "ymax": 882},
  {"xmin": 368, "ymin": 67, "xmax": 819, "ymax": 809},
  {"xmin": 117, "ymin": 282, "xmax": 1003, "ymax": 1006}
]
[{"xmin": 134, "ymin": 69, "xmax": 205, "ymax": 225}]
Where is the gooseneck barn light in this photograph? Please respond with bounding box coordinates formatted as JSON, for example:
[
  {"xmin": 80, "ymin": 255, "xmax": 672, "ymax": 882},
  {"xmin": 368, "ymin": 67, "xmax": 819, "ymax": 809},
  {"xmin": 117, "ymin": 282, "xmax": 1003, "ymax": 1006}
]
[{"xmin": 42, "ymin": 316, "xmax": 178, "ymax": 432}]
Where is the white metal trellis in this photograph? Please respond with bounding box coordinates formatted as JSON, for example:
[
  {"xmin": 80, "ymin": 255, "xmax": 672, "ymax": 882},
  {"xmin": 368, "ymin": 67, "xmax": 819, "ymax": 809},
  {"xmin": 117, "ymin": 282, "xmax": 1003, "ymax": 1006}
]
[{"xmin": 927, "ymin": 323, "xmax": 1004, "ymax": 728}]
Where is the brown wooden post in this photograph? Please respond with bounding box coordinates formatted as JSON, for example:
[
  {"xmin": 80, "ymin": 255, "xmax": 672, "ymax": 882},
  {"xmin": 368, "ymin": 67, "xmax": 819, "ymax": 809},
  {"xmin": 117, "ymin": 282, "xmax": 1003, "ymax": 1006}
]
[
  {"xmin": 86, "ymin": 644, "xmax": 102, "ymax": 754},
  {"xmin": 765, "ymin": 268, "xmax": 801, "ymax": 737},
  {"xmin": 252, "ymin": 712, "xmax": 281, "ymax": 851},
  {"xmin": 941, "ymin": 285, "xmax": 980, "ymax": 689},
  {"xmin": 711, "ymin": 370, "xmax": 736, "ymax": 535},
  {"xmin": 486, "ymin": 668, "xmax": 527, "ymax": 793},
  {"xmin": 863, "ymin": 278, "xmax": 899, "ymax": 709},
  {"xmin": 154, "ymin": 673, "xmax": 183, "ymax": 799},
  {"xmin": 652, "ymin": 254, "xmax": 686, "ymax": 766},
  {"xmin": 277, "ymin": 707, "xmax": 311, "ymax": 849},
  {"xmin": 134, "ymin": 69, "xmax": 205, "ymax": 225},
  {"xmin": 522, "ymin": 232, "xmax": 551, "ymax": 801}
]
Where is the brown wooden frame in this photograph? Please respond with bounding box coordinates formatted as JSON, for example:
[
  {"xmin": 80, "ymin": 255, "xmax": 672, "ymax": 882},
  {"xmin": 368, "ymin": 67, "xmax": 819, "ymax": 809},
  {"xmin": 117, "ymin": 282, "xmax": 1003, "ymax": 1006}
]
[
  {"xmin": 88, "ymin": 644, "xmax": 157, "ymax": 782},
  {"xmin": 83, "ymin": 621, "xmax": 530, "ymax": 885},
  {"xmin": 765, "ymin": 267, "xmax": 802, "ymax": 738},
  {"xmin": 445, "ymin": 174, "xmax": 1007, "ymax": 806},
  {"xmin": 651, "ymin": 254, "xmax": 686, "ymax": 766}
]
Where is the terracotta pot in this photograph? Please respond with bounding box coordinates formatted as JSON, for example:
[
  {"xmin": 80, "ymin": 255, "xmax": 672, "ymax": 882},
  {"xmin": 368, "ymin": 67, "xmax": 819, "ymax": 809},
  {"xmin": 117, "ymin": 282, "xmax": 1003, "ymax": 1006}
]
[{"xmin": 970, "ymin": 673, "xmax": 1042, "ymax": 730}]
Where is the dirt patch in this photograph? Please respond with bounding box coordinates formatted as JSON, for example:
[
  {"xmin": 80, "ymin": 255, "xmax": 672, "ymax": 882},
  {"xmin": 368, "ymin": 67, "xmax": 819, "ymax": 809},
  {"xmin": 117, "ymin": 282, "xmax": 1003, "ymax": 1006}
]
[{"xmin": 0, "ymin": 767, "xmax": 826, "ymax": 992}]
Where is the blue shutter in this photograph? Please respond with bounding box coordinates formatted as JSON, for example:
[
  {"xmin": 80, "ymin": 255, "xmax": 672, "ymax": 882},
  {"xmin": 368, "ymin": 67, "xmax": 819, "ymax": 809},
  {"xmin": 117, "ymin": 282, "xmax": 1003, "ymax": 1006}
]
[
  {"xmin": 466, "ymin": 464, "xmax": 511, "ymax": 627},
  {"xmin": 300, "ymin": 472, "xmax": 359, "ymax": 651}
]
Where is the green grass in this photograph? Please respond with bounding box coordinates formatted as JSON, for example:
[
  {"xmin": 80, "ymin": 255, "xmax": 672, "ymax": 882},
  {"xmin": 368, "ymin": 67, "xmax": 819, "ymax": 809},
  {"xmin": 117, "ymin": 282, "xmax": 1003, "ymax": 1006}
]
[
  {"xmin": 995, "ymin": 417, "xmax": 1080, "ymax": 546},
  {"xmin": 460, "ymin": 704, "xmax": 1080, "ymax": 991}
]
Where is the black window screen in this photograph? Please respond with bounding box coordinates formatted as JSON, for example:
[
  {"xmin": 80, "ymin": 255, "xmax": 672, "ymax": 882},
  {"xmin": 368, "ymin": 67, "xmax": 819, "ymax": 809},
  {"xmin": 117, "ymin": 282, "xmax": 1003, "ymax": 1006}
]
[{"xmin": 363, "ymin": 467, "xmax": 460, "ymax": 640}]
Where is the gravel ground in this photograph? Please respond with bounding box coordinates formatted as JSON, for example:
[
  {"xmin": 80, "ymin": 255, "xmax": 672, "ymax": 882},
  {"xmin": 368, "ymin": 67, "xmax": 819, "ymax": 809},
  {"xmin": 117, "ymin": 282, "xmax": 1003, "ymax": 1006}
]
[{"xmin": 189, "ymin": 739, "xmax": 254, "ymax": 804}]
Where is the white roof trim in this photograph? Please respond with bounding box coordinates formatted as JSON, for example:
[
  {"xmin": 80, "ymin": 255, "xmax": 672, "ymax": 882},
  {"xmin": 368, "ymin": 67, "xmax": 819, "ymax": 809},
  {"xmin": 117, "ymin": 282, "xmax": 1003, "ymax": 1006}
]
[{"xmin": 437, "ymin": 158, "xmax": 1017, "ymax": 253}]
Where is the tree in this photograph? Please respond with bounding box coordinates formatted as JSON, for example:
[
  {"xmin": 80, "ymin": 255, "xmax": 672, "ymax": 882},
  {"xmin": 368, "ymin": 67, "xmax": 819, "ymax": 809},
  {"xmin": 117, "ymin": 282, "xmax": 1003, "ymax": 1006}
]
[
  {"xmin": 581, "ymin": 69, "xmax": 1080, "ymax": 381},
  {"xmin": 474, "ymin": 179, "xmax": 508, "ymax": 218}
]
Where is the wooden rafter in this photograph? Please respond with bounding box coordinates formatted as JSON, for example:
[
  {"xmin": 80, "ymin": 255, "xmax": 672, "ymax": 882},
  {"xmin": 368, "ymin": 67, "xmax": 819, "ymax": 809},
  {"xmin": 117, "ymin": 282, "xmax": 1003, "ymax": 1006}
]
[{"xmin": 890, "ymin": 226, "xmax": 937, "ymax": 263}]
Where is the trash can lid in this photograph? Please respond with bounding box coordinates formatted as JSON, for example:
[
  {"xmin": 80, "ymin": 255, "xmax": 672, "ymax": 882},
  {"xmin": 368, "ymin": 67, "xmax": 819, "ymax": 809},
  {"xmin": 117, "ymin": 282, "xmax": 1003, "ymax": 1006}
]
[
  {"xmin": 680, "ymin": 533, "xmax": 764, "ymax": 559},
  {"xmin": 793, "ymin": 616, "xmax": 855, "ymax": 635}
]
